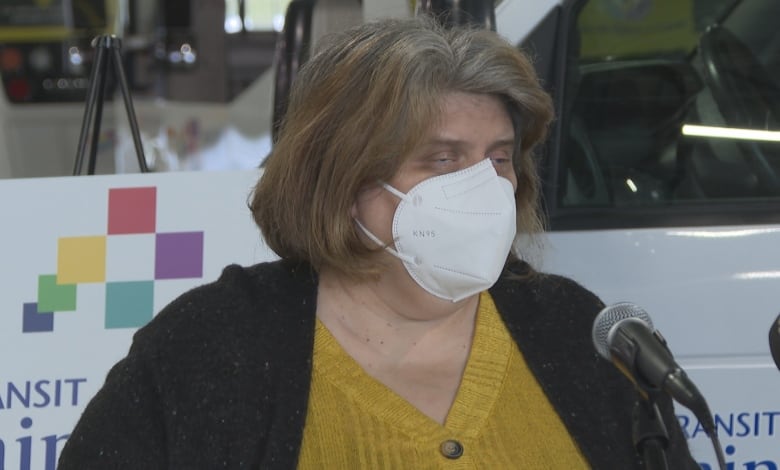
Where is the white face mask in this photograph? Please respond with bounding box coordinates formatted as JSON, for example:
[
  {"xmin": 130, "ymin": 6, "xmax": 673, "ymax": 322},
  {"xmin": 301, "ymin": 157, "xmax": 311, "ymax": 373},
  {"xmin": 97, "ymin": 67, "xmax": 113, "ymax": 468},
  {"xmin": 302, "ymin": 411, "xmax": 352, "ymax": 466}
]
[{"xmin": 356, "ymin": 158, "xmax": 517, "ymax": 302}]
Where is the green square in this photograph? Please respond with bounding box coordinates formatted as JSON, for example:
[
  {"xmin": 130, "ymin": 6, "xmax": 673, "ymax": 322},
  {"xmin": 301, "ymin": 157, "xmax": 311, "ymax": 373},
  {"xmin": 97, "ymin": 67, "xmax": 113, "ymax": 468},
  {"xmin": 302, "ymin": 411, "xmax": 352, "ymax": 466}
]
[
  {"xmin": 105, "ymin": 281, "xmax": 154, "ymax": 329},
  {"xmin": 38, "ymin": 274, "xmax": 77, "ymax": 312}
]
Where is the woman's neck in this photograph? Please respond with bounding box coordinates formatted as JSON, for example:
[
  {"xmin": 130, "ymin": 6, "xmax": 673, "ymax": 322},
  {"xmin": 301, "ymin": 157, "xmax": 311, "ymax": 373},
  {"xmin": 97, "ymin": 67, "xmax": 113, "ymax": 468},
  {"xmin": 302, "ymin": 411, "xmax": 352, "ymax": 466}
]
[
  {"xmin": 315, "ymin": 267, "xmax": 480, "ymax": 424},
  {"xmin": 316, "ymin": 266, "xmax": 479, "ymax": 365}
]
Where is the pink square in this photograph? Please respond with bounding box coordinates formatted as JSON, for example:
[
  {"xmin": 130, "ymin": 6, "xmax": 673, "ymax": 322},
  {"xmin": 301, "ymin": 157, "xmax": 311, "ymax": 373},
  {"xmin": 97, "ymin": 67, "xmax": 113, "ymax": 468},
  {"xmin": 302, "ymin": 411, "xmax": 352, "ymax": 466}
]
[{"xmin": 107, "ymin": 187, "xmax": 156, "ymax": 234}]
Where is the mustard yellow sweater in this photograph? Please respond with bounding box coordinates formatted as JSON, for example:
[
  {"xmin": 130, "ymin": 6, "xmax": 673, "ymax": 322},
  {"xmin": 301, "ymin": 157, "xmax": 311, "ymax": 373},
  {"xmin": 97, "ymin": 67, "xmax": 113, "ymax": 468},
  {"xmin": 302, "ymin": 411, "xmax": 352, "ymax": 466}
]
[
  {"xmin": 59, "ymin": 260, "xmax": 697, "ymax": 469},
  {"xmin": 298, "ymin": 292, "xmax": 588, "ymax": 469}
]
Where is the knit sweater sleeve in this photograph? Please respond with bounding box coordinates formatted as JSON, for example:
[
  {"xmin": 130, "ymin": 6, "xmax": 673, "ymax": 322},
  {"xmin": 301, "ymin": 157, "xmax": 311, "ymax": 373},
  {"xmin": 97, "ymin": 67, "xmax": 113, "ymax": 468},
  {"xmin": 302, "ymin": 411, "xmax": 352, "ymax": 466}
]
[
  {"xmin": 57, "ymin": 260, "xmax": 318, "ymax": 469},
  {"xmin": 57, "ymin": 329, "xmax": 169, "ymax": 469},
  {"xmin": 54, "ymin": 264, "xmax": 239, "ymax": 470}
]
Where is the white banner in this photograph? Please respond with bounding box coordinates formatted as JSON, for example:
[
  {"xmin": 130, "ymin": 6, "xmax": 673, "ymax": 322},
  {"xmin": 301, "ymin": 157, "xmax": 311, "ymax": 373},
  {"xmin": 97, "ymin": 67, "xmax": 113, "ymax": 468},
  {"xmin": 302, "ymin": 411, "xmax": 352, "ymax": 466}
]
[
  {"xmin": 679, "ymin": 366, "xmax": 780, "ymax": 469},
  {"xmin": 0, "ymin": 169, "xmax": 277, "ymax": 469}
]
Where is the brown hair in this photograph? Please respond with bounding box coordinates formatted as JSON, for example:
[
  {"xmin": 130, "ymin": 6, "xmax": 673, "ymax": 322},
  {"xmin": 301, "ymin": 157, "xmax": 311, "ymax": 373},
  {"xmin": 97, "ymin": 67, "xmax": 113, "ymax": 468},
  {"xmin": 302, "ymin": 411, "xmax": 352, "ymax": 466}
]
[{"xmin": 251, "ymin": 15, "xmax": 554, "ymax": 277}]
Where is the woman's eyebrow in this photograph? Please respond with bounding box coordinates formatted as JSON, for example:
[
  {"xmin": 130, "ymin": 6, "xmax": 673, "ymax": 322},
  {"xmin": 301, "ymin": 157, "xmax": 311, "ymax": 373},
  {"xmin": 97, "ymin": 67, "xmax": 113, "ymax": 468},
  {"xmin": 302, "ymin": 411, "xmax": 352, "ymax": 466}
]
[{"xmin": 421, "ymin": 136, "xmax": 515, "ymax": 149}]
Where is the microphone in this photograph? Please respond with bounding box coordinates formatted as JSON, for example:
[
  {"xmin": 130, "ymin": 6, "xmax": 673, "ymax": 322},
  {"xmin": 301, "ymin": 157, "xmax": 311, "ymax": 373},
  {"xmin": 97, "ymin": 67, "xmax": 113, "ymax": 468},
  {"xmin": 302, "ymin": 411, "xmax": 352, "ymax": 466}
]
[
  {"xmin": 592, "ymin": 302, "xmax": 716, "ymax": 435},
  {"xmin": 770, "ymin": 313, "xmax": 780, "ymax": 371}
]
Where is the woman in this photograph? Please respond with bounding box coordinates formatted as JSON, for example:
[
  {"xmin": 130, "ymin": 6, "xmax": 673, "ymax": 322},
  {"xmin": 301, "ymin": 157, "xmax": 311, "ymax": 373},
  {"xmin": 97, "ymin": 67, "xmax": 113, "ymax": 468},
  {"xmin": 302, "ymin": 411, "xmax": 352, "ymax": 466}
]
[{"xmin": 58, "ymin": 15, "xmax": 698, "ymax": 469}]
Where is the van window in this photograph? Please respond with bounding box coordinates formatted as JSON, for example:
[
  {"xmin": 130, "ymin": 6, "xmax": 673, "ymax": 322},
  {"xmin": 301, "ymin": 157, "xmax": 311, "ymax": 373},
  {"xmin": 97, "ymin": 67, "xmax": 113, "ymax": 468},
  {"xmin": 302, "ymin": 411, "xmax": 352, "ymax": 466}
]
[{"xmin": 557, "ymin": 0, "xmax": 780, "ymax": 217}]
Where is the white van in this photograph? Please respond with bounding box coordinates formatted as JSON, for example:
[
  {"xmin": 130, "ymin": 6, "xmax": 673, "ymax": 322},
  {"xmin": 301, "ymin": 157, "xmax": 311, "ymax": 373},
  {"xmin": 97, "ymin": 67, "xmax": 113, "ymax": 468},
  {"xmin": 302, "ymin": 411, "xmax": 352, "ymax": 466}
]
[{"xmin": 503, "ymin": 0, "xmax": 780, "ymax": 467}]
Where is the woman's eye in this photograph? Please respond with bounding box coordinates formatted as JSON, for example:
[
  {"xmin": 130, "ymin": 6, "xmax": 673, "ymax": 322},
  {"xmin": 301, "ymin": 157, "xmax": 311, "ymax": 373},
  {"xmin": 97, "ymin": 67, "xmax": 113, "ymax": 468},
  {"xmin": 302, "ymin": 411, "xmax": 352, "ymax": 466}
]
[
  {"xmin": 430, "ymin": 152, "xmax": 457, "ymax": 165},
  {"xmin": 488, "ymin": 152, "xmax": 512, "ymax": 166}
]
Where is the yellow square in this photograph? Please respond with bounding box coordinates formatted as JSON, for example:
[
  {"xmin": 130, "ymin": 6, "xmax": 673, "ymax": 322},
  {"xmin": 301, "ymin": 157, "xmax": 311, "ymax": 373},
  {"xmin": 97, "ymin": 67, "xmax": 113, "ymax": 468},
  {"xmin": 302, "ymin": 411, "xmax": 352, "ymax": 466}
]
[{"xmin": 58, "ymin": 236, "xmax": 107, "ymax": 284}]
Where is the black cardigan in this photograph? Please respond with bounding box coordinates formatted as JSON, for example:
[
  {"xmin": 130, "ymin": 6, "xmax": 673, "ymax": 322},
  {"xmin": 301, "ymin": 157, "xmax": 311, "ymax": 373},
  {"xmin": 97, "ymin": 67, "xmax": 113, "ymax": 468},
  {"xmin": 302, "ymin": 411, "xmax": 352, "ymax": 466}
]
[{"xmin": 58, "ymin": 260, "xmax": 698, "ymax": 469}]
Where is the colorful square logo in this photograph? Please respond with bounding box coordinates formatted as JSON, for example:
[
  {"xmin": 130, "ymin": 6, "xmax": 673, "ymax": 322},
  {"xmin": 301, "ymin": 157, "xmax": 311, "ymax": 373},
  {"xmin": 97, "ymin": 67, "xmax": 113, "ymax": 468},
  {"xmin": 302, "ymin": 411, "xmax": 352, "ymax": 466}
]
[{"xmin": 23, "ymin": 185, "xmax": 205, "ymax": 332}]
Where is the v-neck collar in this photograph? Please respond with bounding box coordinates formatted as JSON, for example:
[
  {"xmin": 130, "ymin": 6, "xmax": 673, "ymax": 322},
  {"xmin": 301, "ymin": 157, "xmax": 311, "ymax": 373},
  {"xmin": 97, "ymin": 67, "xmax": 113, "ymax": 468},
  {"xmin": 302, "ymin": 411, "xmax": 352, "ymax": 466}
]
[{"xmin": 311, "ymin": 291, "xmax": 511, "ymax": 440}]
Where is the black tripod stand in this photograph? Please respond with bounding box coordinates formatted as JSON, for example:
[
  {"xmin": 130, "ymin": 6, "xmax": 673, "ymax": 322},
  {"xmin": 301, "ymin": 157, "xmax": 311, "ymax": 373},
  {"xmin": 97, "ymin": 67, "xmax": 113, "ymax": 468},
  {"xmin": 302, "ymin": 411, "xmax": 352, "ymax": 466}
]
[{"xmin": 73, "ymin": 35, "xmax": 149, "ymax": 175}]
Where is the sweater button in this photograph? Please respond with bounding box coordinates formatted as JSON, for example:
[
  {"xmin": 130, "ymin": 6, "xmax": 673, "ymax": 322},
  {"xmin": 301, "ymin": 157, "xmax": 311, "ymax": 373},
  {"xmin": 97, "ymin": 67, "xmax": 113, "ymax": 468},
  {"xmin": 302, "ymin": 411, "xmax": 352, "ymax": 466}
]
[{"xmin": 440, "ymin": 439, "xmax": 464, "ymax": 459}]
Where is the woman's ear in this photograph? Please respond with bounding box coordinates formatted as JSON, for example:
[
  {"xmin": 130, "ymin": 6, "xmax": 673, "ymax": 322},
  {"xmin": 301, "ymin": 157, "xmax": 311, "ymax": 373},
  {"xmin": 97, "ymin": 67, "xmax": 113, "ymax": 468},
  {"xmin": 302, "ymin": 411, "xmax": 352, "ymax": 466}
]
[{"xmin": 351, "ymin": 183, "xmax": 384, "ymax": 219}]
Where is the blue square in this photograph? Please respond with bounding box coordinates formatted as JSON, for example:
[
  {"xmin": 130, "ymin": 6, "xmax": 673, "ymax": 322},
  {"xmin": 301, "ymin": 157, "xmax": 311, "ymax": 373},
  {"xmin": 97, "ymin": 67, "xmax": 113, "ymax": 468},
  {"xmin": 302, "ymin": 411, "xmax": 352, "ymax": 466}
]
[{"xmin": 23, "ymin": 303, "xmax": 54, "ymax": 333}]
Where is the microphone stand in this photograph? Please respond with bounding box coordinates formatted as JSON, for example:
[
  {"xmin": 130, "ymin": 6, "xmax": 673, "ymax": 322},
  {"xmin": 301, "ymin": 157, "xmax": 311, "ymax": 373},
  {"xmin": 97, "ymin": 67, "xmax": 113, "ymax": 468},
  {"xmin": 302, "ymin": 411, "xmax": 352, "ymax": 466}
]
[
  {"xmin": 632, "ymin": 396, "xmax": 669, "ymax": 470},
  {"xmin": 73, "ymin": 35, "xmax": 149, "ymax": 176}
]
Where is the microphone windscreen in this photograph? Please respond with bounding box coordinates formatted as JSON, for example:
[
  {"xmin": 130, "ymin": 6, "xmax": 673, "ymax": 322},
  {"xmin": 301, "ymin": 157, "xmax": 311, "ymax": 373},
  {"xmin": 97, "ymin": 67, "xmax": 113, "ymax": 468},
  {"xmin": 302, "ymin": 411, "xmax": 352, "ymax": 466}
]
[{"xmin": 592, "ymin": 302, "xmax": 654, "ymax": 359}]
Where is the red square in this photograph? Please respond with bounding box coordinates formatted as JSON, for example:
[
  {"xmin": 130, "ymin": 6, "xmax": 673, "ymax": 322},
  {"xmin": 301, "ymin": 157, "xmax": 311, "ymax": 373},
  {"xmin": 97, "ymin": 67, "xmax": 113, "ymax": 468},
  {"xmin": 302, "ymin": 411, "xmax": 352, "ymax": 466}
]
[{"xmin": 107, "ymin": 187, "xmax": 156, "ymax": 234}]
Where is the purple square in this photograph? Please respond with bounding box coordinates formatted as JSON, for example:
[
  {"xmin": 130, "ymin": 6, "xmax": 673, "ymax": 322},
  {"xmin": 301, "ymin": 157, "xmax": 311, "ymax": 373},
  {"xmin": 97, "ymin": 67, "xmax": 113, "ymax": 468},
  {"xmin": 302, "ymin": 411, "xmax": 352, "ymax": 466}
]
[
  {"xmin": 23, "ymin": 303, "xmax": 54, "ymax": 333},
  {"xmin": 155, "ymin": 231, "xmax": 204, "ymax": 279}
]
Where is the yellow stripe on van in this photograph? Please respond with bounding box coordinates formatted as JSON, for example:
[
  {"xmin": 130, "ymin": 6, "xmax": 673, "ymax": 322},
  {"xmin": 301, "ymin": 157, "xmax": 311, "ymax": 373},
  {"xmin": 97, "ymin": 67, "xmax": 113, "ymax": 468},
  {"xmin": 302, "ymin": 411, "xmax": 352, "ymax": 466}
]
[{"xmin": 0, "ymin": 27, "xmax": 90, "ymax": 42}]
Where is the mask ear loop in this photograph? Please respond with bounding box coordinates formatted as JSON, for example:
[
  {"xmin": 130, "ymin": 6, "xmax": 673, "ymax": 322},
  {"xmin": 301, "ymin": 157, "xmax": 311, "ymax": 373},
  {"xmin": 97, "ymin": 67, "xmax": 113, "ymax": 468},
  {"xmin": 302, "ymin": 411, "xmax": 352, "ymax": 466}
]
[
  {"xmin": 353, "ymin": 218, "xmax": 418, "ymax": 265},
  {"xmin": 380, "ymin": 182, "xmax": 408, "ymax": 201},
  {"xmin": 354, "ymin": 181, "xmax": 418, "ymax": 266}
]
